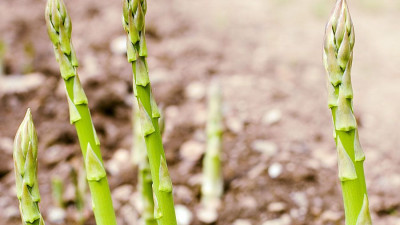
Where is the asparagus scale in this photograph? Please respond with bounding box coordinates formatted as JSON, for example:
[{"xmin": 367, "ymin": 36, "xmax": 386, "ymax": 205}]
[
  {"xmin": 45, "ymin": 0, "xmax": 117, "ymax": 224},
  {"xmin": 323, "ymin": 1, "xmax": 372, "ymax": 224}
]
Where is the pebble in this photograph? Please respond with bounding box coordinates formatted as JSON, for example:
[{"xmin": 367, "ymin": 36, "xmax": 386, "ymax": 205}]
[
  {"xmin": 174, "ymin": 185, "xmax": 194, "ymax": 204},
  {"xmin": 226, "ymin": 116, "xmax": 244, "ymax": 133},
  {"xmin": 185, "ymin": 81, "xmax": 206, "ymax": 100},
  {"xmin": 197, "ymin": 206, "xmax": 218, "ymax": 224},
  {"xmin": 106, "ymin": 148, "xmax": 131, "ymax": 175},
  {"xmin": 321, "ymin": 210, "xmax": 342, "ymax": 222},
  {"xmin": 262, "ymin": 214, "xmax": 291, "ymax": 225},
  {"xmin": 291, "ymin": 192, "xmax": 309, "ymax": 209},
  {"xmin": 233, "ymin": 219, "xmax": 252, "ymax": 225},
  {"xmin": 180, "ymin": 140, "xmax": 205, "ymax": 161},
  {"xmin": 262, "ymin": 109, "xmax": 282, "ymax": 125},
  {"xmin": 47, "ymin": 207, "xmax": 66, "ymax": 224},
  {"xmin": 112, "ymin": 185, "xmax": 133, "ymax": 204},
  {"xmin": 110, "ymin": 35, "xmax": 127, "ymax": 55},
  {"xmin": 0, "ymin": 73, "xmax": 45, "ymax": 95},
  {"xmin": 175, "ymin": 204, "xmax": 193, "ymax": 225},
  {"xmin": 251, "ymin": 140, "xmax": 278, "ymax": 157},
  {"xmin": 43, "ymin": 145, "xmax": 74, "ymax": 165},
  {"xmin": 268, "ymin": 163, "xmax": 283, "ymax": 179},
  {"xmin": 268, "ymin": 202, "xmax": 287, "ymax": 212}
]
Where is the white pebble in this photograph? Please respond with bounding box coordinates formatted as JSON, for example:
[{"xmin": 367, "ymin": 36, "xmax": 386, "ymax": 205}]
[
  {"xmin": 262, "ymin": 109, "xmax": 282, "ymax": 125},
  {"xmin": 268, "ymin": 163, "xmax": 283, "ymax": 179},
  {"xmin": 175, "ymin": 205, "xmax": 193, "ymax": 225}
]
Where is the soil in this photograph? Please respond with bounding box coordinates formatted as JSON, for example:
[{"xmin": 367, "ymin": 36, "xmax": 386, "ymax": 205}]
[{"xmin": 1, "ymin": 0, "xmax": 400, "ymax": 224}]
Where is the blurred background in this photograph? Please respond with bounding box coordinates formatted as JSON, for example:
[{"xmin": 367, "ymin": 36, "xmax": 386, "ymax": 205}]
[{"xmin": 1, "ymin": 0, "xmax": 400, "ymax": 224}]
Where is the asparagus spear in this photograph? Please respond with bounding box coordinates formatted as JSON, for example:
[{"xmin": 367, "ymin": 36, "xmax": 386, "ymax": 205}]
[
  {"xmin": 44, "ymin": 1, "xmax": 117, "ymax": 224},
  {"xmin": 122, "ymin": 1, "xmax": 177, "ymax": 224},
  {"xmin": 13, "ymin": 109, "xmax": 45, "ymax": 225},
  {"xmin": 201, "ymin": 80, "xmax": 223, "ymax": 212},
  {"xmin": 323, "ymin": 1, "xmax": 372, "ymax": 224},
  {"xmin": 133, "ymin": 101, "xmax": 157, "ymax": 225}
]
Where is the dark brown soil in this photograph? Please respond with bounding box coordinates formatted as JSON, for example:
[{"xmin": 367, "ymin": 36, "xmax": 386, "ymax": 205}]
[{"xmin": 1, "ymin": 0, "xmax": 400, "ymax": 224}]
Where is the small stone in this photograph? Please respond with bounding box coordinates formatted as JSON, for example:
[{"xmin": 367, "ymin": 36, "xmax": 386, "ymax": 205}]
[
  {"xmin": 291, "ymin": 192, "xmax": 309, "ymax": 209},
  {"xmin": 233, "ymin": 219, "xmax": 252, "ymax": 225},
  {"xmin": 268, "ymin": 202, "xmax": 287, "ymax": 212},
  {"xmin": 0, "ymin": 73, "xmax": 45, "ymax": 95},
  {"xmin": 175, "ymin": 204, "xmax": 193, "ymax": 225},
  {"xmin": 120, "ymin": 204, "xmax": 139, "ymax": 224},
  {"xmin": 106, "ymin": 148, "xmax": 131, "ymax": 175},
  {"xmin": 47, "ymin": 207, "xmax": 66, "ymax": 224},
  {"xmin": 321, "ymin": 210, "xmax": 342, "ymax": 222},
  {"xmin": 268, "ymin": 163, "xmax": 283, "ymax": 179},
  {"xmin": 174, "ymin": 185, "xmax": 194, "ymax": 204},
  {"xmin": 44, "ymin": 145, "xmax": 74, "ymax": 165},
  {"xmin": 251, "ymin": 140, "xmax": 278, "ymax": 157},
  {"xmin": 197, "ymin": 206, "xmax": 218, "ymax": 224},
  {"xmin": 110, "ymin": 35, "xmax": 127, "ymax": 55},
  {"xmin": 112, "ymin": 185, "xmax": 133, "ymax": 204},
  {"xmin": 262, "ymin": 214, "xmax": 291, "ymax": 225},
  {"xmin": 238, "ymin": 195, "xmax": 258, "ymax": 209},
  {"xmin": 185, "ymin": 81, "xmax": 206, "ymax": 100},
  {"xmin": 180, "ymin": 140, "xmax": 205, "ymax": 161},
  {"xmin": 262, "ymin": 109, "xmax": 282, "ymax": 125},
  {"xmin": 226, "ymin": 116, "xmax": 244, "ymax": 133}
]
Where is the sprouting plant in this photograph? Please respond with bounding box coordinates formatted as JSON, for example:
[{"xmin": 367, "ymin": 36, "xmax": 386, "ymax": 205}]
[
  {"xmin": 122, "ymin": 0, "xmax": 178, "ymax": 224},
  {"xmin": 51, "ymin": 176, "xmax": 64, "ymax": 208},
  {"xmin": 44, "ymin": 0, "xmax": 117, "ymax": 224},
  {"xmin": 199, "ymin": 80, "xmax": 224, "ymax": 222},
  {"xmin": 133, "ymin": 101, "xmax": 157, "ymax": 225},
  {"xmin": 70, "ymin": 166, "xmax": 87, "ymax": 224},
  {"xmin": 323, "ymin": 0, "xmax": 372, "ymax": 224},
  {"xmin": 13, "ymin": 109, "xmax": 45, "ymax": 225}
]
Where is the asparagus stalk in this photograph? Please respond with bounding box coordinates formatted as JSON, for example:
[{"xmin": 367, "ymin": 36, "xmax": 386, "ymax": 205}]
[
  {"xmin": 122, "ymin": 1, "xmax": 177, "ymax": 224},
  {"xmin": 13, "ymin": 109, "xmax": 45, "ymax": 225},
  {"xmin": 133, "ymin": 101, "xmax": 157, "ymax": 225},
  {"xmin": 201, "ymin": 81, "xmax": 223, "ymax": 211},
  {"xmin": 323, "ymin": 1, "xmax": 372, "ymax": 224},
  {"xmin": 51, "ymin": 177, "xmax": 64, "ymax": 208},
  {"xmin": 45, "ymin": 1, "xmax": 117, "ymax": 224}
]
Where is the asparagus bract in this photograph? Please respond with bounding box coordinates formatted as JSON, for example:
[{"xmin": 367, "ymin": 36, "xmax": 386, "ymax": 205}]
[
  {"xmin": 45, "ymin": 1, "xmax": 117, "ymax": 224},
  {"xmin": 122, "ymin": 0, "xmax": 177, "ymax": 224},
  {"xmin": 13, "ymin": 109, "xmax": 45, "ymax": 225},
  {"xmin": 323, "ymin": 1, "xmax": 372, "ymax": 224},
  {"xmin": 201, "ymin": 81, "xmax": 223, "ymax": 211}
]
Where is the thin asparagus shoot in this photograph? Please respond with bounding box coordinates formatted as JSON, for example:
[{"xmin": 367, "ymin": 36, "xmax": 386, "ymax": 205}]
[
  {"xmin": 51, "ymin": 176, "xmax": 64, "ymax": 208},
  {"xmin": 133, "ymin": 101, "xmax": 157, "ymax": 225},
  {"xmin": 122, "ymin": 0, "xmax": 177, "ymax": 224},
  {"xmin": 199, "ymin": 80, "xmax": 223, "ymax": 223},
  {"xmin": 45, "ymin": 0, "xmax": 117, "ymax": 224},
  {"xmin": 323, "ymin": 1, "xmax": 372, "ymax": 224},
  {"xmin": 13, "ymin": 109, "xmax": 45, "ymax": 225}
]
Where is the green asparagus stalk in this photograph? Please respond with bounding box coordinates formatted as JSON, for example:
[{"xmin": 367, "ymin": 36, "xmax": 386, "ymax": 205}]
[
  {"xmin": 323, "ymin": 1, "xmax": 372, "ymax": 224},
  {"xmin": 13, "ymin": 109, "xmax": 45, "ymax": 225},
  {"xmin": 201, "ymin": 81, "xmax": 223, "ymax": 211},
  {"xmin": 51, "ymin": 177, "xmax": 64, "ymax": 208},
  {"xmin": 122, "ymin": 1, "xmax": 177, "ymax": 224},
  {"xmin": 45, "ymin": 1, "xmax": 117, "ymax": 224},
  {"xmin": 133, "ymin": 101, "xmax": 157, "ymax": 225}
]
